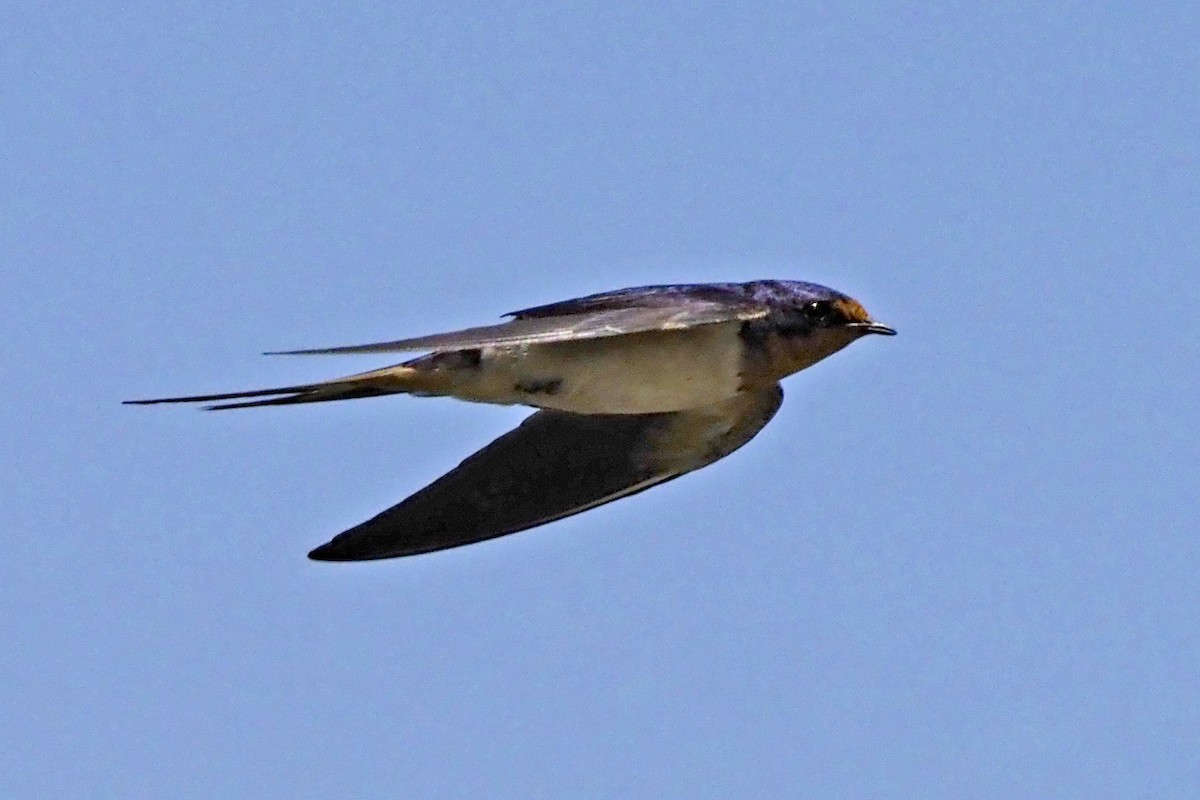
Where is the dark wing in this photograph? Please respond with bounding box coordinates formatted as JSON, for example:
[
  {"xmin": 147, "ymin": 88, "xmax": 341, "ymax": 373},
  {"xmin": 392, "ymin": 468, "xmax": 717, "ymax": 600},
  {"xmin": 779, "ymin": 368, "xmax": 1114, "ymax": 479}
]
[
  {"xmin": 270, "ymin": 287, "xmax": 767, "ymax": 356},
  {"xmin": 505, "ymin": 282, "xmax": 754, "ymax": 319},
  {"xmin": 308, "ymin": 384, "xmax": 784, "ymax": 561}
]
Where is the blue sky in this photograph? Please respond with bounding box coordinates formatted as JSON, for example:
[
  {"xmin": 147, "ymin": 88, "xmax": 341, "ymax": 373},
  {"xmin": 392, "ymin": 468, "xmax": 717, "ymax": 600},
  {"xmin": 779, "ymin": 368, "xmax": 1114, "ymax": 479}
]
[{"xmin": 4, "ymin": 2, "xmax": 1197, "ymax": 797}]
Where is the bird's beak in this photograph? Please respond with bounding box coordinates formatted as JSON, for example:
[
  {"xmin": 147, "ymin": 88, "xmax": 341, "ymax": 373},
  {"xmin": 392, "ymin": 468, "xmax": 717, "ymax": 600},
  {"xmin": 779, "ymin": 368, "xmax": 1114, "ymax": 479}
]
[{"xmin": 853, "ymin": 322, "xmax": 897, "ymax": 336}]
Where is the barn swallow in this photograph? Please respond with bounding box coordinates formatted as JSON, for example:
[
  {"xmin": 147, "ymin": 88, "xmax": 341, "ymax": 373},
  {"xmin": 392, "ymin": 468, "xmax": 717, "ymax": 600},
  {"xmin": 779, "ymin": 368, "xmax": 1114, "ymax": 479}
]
[{"xmin": 127, "ymin": 279, "xmax": 895, "ymax": 561}]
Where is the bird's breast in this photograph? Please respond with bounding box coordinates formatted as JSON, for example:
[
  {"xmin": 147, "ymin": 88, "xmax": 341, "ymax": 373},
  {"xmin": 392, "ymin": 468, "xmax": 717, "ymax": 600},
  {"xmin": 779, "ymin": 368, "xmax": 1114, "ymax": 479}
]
[{"xmin": 740, "ymin": 325, "xmax": 864, "ymax": 386}]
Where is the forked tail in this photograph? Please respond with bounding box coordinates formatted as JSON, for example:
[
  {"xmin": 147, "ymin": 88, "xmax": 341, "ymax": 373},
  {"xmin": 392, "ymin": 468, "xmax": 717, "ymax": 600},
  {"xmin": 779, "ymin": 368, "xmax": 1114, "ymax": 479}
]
[{"xmin": 124, "ymin": 364, "xmax": 441, "ymax": 410}]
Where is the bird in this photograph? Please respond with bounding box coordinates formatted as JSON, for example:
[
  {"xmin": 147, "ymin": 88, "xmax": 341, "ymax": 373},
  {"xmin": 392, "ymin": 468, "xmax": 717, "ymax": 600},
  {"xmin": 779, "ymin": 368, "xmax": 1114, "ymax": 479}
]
[{"xmin": 126, "ymin": 279, "xmax": 895, "ymax": 561}]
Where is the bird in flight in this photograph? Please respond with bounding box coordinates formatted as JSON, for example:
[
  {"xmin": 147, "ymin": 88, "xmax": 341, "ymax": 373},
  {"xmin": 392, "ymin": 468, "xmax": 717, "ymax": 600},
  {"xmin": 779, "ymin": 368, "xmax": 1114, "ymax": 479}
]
[{"xmin": 127, "ymin": 280, "xmax": 895, "ymax": 561}]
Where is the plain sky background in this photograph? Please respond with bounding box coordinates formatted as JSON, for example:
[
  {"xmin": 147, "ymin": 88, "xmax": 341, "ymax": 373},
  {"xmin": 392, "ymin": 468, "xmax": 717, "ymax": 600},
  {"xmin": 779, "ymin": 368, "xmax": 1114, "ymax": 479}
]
[{"xmin": 4, "ymin": 2, "xmax": 1198, "ymax": 798}]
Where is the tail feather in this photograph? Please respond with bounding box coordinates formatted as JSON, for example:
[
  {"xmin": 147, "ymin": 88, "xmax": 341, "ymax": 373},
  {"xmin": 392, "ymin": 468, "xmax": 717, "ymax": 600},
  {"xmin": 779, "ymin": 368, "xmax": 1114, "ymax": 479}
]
[
  {"xmin": 202, "ymin": 384, "xmax": 396, "ymax": 411},
  {"xmin": 123, "ymin": 384, "xmax": 321, "ymax": 406},
  {"xmin": 124, "ymin": 365, "xmax": 431, "ymax": 411}
]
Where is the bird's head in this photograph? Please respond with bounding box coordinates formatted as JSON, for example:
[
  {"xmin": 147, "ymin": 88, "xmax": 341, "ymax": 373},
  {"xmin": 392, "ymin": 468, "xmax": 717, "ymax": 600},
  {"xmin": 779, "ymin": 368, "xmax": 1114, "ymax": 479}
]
[
  {"xmin": 789, "ymin": 287, "xmax": 896, "ymax": 338},
  {"xmin": 742, "ymin": 280, "xmax": 895, "ymax": 379}
]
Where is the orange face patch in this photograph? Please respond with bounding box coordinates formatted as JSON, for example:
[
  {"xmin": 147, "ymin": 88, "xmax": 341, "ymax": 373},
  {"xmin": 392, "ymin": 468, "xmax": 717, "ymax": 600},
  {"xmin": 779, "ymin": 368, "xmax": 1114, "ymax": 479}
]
[{"xmin": 833, "ymin": 297, "xmax": 872, "ymax": 323}]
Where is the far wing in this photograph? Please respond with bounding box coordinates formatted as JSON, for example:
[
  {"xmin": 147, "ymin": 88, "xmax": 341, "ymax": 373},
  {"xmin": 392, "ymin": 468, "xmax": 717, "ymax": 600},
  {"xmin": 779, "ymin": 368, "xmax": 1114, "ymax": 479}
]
[
  {"xmin": 505, "ymin": 281, "xmax": 757, "ymax": 319},
  {"xmin": 308, "ymin": 384, "xmax": 784, "ymax": 561},
  {"xmin": 270, "ymin": 298, "xmax": 767, "ymax": 356}
]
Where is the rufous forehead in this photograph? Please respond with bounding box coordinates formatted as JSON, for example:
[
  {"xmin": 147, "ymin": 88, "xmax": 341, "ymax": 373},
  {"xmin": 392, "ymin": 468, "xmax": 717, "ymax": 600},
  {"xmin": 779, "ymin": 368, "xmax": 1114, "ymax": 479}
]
[{"xmin": 833, "ymin": 297, "xmax": 872, "ymax": 323}]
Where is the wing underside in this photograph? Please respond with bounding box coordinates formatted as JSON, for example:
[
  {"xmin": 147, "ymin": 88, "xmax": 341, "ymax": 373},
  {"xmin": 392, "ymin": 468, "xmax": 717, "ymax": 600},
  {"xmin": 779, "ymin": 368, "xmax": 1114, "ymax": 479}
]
[{"xmin": 308, "ymin": 384, "xmax": 784, "ymax": 560}]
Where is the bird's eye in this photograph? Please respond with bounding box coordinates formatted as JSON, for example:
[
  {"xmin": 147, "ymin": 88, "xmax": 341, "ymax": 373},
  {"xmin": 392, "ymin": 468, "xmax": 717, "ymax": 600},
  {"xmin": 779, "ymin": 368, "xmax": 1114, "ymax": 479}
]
[{"xmin": 805, "ymin": 300, "xmax": 834, "ymax": 319}]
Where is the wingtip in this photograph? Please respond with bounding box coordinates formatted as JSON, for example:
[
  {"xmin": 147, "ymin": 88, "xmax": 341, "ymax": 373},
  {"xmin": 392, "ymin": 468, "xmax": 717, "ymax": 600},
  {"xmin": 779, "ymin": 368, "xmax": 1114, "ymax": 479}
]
[
  {"xmin": 123, "ymin": 398, "xmax": 201, "ymax": 407},
  {"xmin": 307, "ymin": 543, "xmax": 336, "ymax": 561},
  {"xmin": 263, "ymin": 347, "xmax": 368, "ymax": 357},
  {"xmin": 307, "ymin": 541, "xmax": 362, "ymax": 562},
  {"xmin": 307, "ymin": 533, "xmax": 437, "ymax": 562}
]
